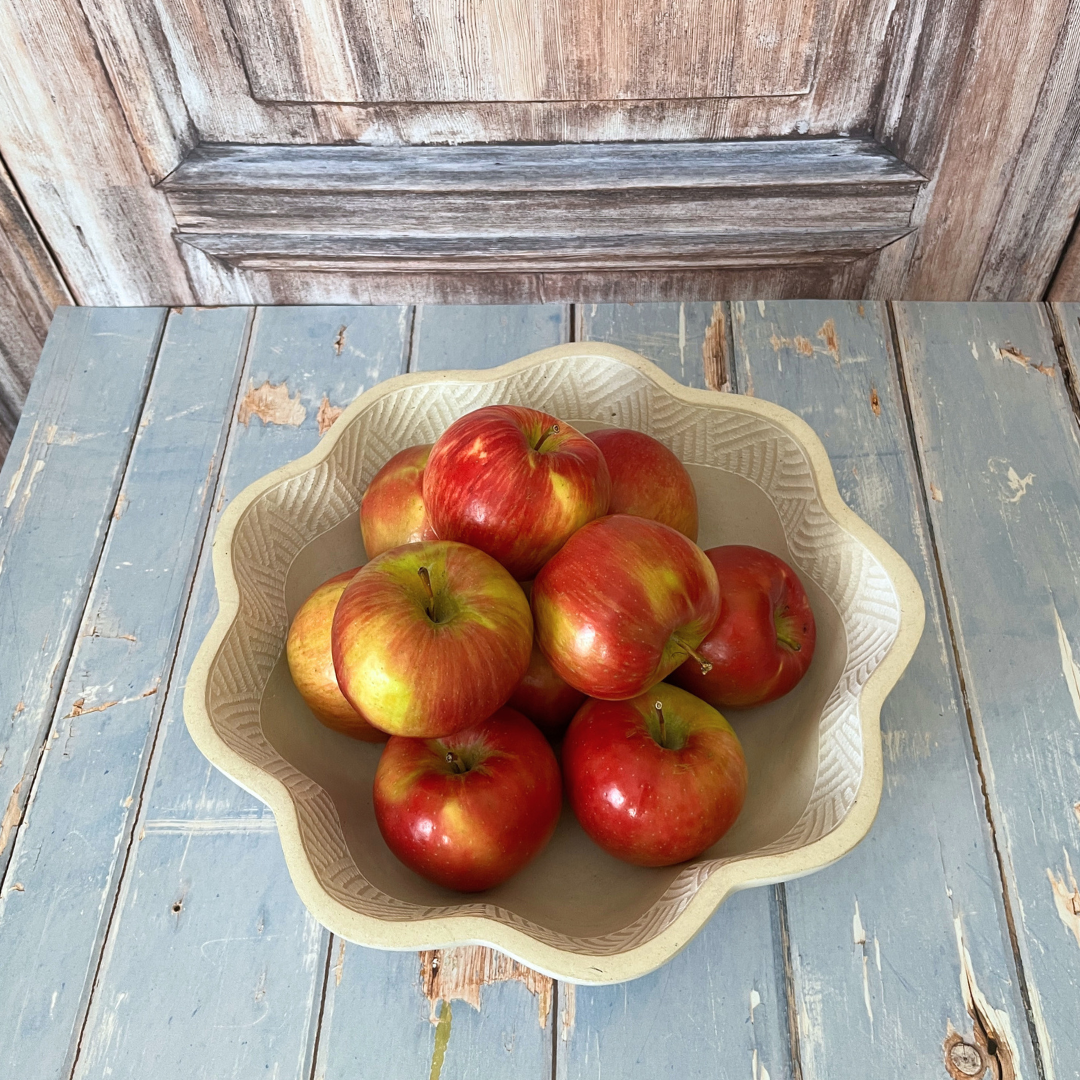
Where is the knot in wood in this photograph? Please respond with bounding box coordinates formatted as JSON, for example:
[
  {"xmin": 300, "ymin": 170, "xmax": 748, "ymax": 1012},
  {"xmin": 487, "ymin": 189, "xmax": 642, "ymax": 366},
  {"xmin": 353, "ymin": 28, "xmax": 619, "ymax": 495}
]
[{"xmin": 948, "ymin": 1040, "xmax": 986, "ymax": 1077}]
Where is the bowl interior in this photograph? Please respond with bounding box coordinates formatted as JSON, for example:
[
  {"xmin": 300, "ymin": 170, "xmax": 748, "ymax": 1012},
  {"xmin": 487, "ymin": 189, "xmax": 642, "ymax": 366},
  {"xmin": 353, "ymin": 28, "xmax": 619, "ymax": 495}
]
[{"xmin": 263, "ymin": 422, "xmax": 847, "ymax": 940}]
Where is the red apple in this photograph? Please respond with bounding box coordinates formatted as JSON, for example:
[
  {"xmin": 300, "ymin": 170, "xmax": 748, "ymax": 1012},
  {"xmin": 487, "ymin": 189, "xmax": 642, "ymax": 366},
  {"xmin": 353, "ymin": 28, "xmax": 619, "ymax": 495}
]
[
  {"xmin": 670, "ymin": 545, "xmax": 816, "ymax": 708},
  {"xmin": 507, "ymin": 643, "xmax": 587, "ymax": 740},
  {"xmin": 589, "ymin": 428, "xmax": 698, "ymax": 541},
  {"xmin": 562, "ymin": 682, "xmax": 747, "ymax": 867},
  {"xmin": 360, "ymin": 444, "xmax": 438, "ymax": 559},
  {"xmin": 373, "ymin": 706, "xmax": 562, "ymax": 891},
  {"xmin": 332, "ymin": 540, "xmax": 533, "ymax": 738},
  {"xmin": 285, "ymin": 569, "xmax": 388, "ymax": 743},
  {"xmin": 531, "ymin": 514, "xmax": 720, "ymax": 700},
  {"xmin": 423, "ymin": 405, "xmax": 611, "ymax": 581}
]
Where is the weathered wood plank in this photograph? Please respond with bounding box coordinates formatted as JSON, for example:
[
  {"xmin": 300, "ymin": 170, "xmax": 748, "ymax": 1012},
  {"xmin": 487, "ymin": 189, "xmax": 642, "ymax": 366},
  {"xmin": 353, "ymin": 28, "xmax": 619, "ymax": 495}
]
[
  {"xmin": 558, "ymin": 302, "xmax": 795, "ymax": 1080},
  {"xmin": 0, "ymin": 307, "xmax": 165, "ymax": 875},
  {"xmin": 972, "ymin": 0, "xmax": 1080, "ymax": 299},
  {"xmin": 0, "ymin": 2, "xmax": 192, "ymax": 304},
  {"xmin": 881, "ymin": 0, "xmax": 1075, "ymax": 298},
  {"xmin": 225, "ymin": 0, "xmax": 818, "ymax": 104},
  {"xmin": 0, "ymin": 154, "xmax": 72, "ymax": 455},
  {"xmin": 0, "ymin": 307, "xmax": 252, "ymax": 1080},
  {"xmin": 312, "ymin": 304, "xmax": 568, "ymax": 1080},
  {"xmin": 71, "ymin": 307, "xmax": 413, "ymax": 1080},
  {"xmin": 732, "ymin": 300, "xmax": 1039, "ymax": 1080},
  {"xmin": 893, "ymin": 301, "xmax": 1080, "ymax": 1078}
]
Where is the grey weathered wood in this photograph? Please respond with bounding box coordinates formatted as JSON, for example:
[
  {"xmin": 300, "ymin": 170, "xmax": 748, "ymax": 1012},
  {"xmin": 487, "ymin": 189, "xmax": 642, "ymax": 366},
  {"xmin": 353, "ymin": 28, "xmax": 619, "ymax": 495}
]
[
  {"xmin": 557, "ymin": 302, "xmax": 795, "ymax": 1080},
  {"xmin": 732, "ymin": 300, "xmax": 1039, "ymax": 1080},
  {"xmin": 161, "ymin": 138, "xmax": 922, "ymax": 276},
  {"xmin": 225, "ymin": 0, "xmax": 819, "ymax": 104},
  {"xmin": 973, "ymin": 0, "xmax": 1080, "ymax": 300},
  {"xmin": 893, "ymin": 301, "xmax": 1080, "ymax": 1078},
  {"xmin": 0, "ymin": 2, "xmax": 194, "ymax": 305},
  {"xmin": 0, "ymin": 307, "xmax": 251, "ymax": 1080},
  {"xmin": 71, "ymin": 307, "xmax": 415, "ymax": 1080},
  {"xmin": 312, "ymin": 304, "xmax": 569, "ymax": 1080},
  {"xmin": 0, "ymin": 307, "xmax": 165, "ymax": 875},
  {"xmin": 0, "ymin": 154, "xmax": 72, "ymax": 455}
]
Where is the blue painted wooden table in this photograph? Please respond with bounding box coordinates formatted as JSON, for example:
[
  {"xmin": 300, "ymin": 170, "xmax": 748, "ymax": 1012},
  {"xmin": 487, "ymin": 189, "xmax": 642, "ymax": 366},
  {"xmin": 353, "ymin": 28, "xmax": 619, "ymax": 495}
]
[{"xmin": 1, "ymin": 301, "xmax": 1079, "ymax": 1080}]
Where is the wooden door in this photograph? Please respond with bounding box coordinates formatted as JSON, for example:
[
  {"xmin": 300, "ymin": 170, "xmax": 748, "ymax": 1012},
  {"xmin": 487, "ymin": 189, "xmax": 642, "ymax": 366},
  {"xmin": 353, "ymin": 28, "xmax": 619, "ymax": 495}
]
[{"xmin": 0, "ymin": 0, "xmax": 1078, "ymax": 308}]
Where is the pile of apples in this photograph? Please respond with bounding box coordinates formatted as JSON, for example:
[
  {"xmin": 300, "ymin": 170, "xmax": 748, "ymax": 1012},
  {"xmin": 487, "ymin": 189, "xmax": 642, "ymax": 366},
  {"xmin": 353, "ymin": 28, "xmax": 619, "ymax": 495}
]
[{"xmin": 286, "ymin": 405, "xmax": 816, "ymax": 892}]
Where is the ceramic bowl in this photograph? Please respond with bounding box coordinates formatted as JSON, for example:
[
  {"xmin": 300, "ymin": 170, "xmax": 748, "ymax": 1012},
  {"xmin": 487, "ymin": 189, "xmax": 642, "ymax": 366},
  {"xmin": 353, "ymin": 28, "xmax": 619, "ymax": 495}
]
[{"xmin": 184, "ymin": 342, "xmax": 923, "ymax": 983}]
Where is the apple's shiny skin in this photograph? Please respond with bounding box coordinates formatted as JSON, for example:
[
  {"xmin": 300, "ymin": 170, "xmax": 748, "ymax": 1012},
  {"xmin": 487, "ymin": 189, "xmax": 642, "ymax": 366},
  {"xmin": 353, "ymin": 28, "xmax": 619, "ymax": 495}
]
[
  {"xmin": 671, "ymin": 545, "xmax": 816, "ymax": 708},
  {"xmin": 562, "ymin": 683, "xmax": 747, "ymax": 867},
  {"xmin": 507, "ymin": 640, "xmax": 587, "ymax": 740},
  {"xmin": 285, "ymin": 568, "xmax": 388, "ymax": 742},
  {"xmin": 373, "ymin": 707, "xmax": 562, "ymax": 891},
  {"xmin": 332, "ymin": 541, "xmax": 532, "ymax": 738},
  {"xmin": 532, "ymin": 515, "xmax": 720, "ymax": 700},
  {"xmin": 589, "ymin": 428, "xmax": 698, "ymax": 541},
  {"xmin": 423, "ymin": 405, "xmax": 610, "ymax": 581},
  {"xmin": 360, "ymin": 443, "xmax": 438, "ymax": 559}
]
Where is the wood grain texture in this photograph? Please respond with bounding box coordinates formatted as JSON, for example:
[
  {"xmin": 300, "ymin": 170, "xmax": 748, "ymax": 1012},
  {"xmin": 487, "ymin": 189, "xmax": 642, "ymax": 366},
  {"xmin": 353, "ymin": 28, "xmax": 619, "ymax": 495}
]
[
  {"xmin": 312, "ymin": 304, "xmax": 568, "ymax": 1080},
  {"xmin": 0, "ymin": 0, "xmax": 193, "ymax": 304},
  {"xmin": 732, "ymin": 300, "xmax": 1039, "ymax": 1080},
  {"xmin": 225, "ymin": 0, "xmax": 819, "ymax": 104},
  {"xmin": 0, "ymin": 307, "xmax": 251, "ymax": 1080},
  {"xmin": 0, "ymin": 155, "xmax": 72, "ymax": 455},
  {"xmin": 893, "ymin": 301, "xmax": 1080, "ymax": 1078},
  {"xmin": 71, "ymin": 307, "xmax": 415, "ymax": 1080},
  {"xmin": 0, "ymin": 307, "xmax": 164, "ymax": 878},
  {"xmin": 973, "ymin": 0, "xmax": 1080, "ymax": 300},
  {"xmin": 881, "ymin": 0, "xmax": 1075, "ymax": 298},
  {"xmin": 163, "ymin": 139, "xmax": 922, "ymax": 277},
  {"xmin": 559, "ymin": 301, "xmax": 795, "ymax": 1080},
  {"xmin": 1048, "ymin": 222, "xmax": 1080, "ymax": 301}
]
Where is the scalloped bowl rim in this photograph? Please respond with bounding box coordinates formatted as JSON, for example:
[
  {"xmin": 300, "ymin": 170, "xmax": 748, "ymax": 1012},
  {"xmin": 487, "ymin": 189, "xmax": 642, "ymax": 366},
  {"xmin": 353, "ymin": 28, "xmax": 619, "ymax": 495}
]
[{"xmin": 184, "ymin": 342, "xmax": 924, "ymax": 984}]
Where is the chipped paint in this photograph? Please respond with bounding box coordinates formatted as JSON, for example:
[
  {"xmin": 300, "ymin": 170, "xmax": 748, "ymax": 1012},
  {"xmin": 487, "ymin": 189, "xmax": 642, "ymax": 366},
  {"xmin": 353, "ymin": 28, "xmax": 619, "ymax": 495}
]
[
  {"xmin": 817, "ymin": 318, "xmax": 841, "ymax": 365},
  {"xmin": 757, "ymin": 300, "xmax": 766, "ymax": 316},
  {"xmin": 997, "ymin": 342, "xmax": 1055, "ymax": 377},
  {"xmin": 930, "ymin": 482, "xmax": 944, "ymax": 502},
  {"xmin": 870, "ymin": 386, "xmax": 881, "ymax": 415},
  {"xmin": 1052, "ymin": 607, "xmax": 1080, "ymax": 727},
  {"xmin": 560, "ymin": 981, "xmax": 576, "ymax": 1042},
  {"xmin": 333, "ymin": 325, "xmax": 347, "ymax": 355},
  {"xmin": 749, "ymin": 988, "xmax": 761, "ymax": 1023},
  {"xmin": 317, "ymin": 396, "xmax": 344, "ymax": 436},
  {"xmin": 853, "ymin": 900, "xmax": 867, "ymax": 945},
  {"xmin": 702, "ymin": 303, "xmax": 729, "ymax": 392},
  {"xmin": 752, "ymin": 1047, "xmax": 772, "ymax": 1080},
  {"xmin": 4, "ymin": 420, "xmax": 38, "ymax": 507},
  {"xmin": 794, "ymin": 335, "xmax": 814, "ymax": 356},
  {"xmin": 334, "ymin": 938, "xmax": 346, "ymax": 985},
  {"xmin": 112, "ymin": 492, "xmax": 127, "ymax": 520},
  {"xmin": 0, "ymin": 781, "xmax": 23, "ymax": 851},
  {"xmin": 14, "ymin": 460, "xmax": 46, "ymax": 524},
  {"xmin": 141, "ymin": 817, "xmax": 278, "ymax": 834},
  {"xmin": 420, "ymin": 946, "xmax": 552, "ymax": 1028},
  {"xmin": 1046, "ymin": 851, "xmax": 1080, "ymax": 948},
  {"xmin": 237, "ymin": 380, "xmax": 306, "ymax": 427},
  {"xmin": 953, "ymin": 916, "xmax": 1021, "ymax": 1080},
  {"xmin": 1004, "ymin": 467, "xmax": 1034, "ymax": 503}
]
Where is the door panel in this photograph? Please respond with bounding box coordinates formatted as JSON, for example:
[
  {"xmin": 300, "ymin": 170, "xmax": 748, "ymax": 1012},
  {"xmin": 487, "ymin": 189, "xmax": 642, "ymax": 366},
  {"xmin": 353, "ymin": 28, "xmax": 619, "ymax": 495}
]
[{"xmin": 226, "ymin": 0, "xmax": 821, "ymax": 104}]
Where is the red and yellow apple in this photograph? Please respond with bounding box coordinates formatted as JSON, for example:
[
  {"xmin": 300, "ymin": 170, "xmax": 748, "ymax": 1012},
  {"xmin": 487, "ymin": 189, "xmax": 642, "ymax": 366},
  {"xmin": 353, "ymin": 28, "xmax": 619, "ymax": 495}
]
[
  {"xmin": 285, "ymin": 569, "xmax": 388, "ymax": 742},
  {"xmin": 423, "ymin": 405, "xmax": 611, "ymax": 581},
  {"xmin": 589, "ymin": 428, "xmax": 698, "ymax": 541},
  {"xmin": 360, "ymin": 443, "xmax": 438, "ymax": 559},
  {"xmin": 373, "ymin": 706, "xmax": 562, "ymax": 891},
  {"xmin": 670, "ymin": 545, "xmax": 816, "ymax": 708},
  {"xmin": 562, "ymin": 682, "xmax": 747, "ymax": 866},
  {"xmin": 531, "ymin": 514, "xmax": 720, "ymax": 699},
  {"xmin": 332, "ymin": 540, "xmax": 532, "ymax": 738},
  {"xmin": 507, "ymin": 642, "xmax": 587, "ymax": 740}
]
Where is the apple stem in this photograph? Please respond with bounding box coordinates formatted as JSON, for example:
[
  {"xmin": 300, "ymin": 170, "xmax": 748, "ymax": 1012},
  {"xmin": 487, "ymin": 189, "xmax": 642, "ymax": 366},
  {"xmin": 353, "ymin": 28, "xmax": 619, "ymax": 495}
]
[
  {"xmin": 682, "ymin": 642, "xmax": 713, "ymax": 675},
  {"xmin": 534, "ymin": 423, "xmax": 561, "ymax": 453},
  {"xmin": 417, "ymin": 566, "xmax": 436, "ymax": 620},
  {"xmin": 445, "ymin": 751, "xmax": 464, "ymax": 774},
  {"xmin": 654, "ymin": 701, "xmax": 667, "ymax": 747}
]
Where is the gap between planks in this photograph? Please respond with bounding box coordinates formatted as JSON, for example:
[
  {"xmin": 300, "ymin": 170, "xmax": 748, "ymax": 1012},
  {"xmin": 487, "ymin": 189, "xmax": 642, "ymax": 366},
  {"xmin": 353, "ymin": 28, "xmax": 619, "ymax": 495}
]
[
  {"xmin": 884, "ymin": 300, "xmax": 1048, "ymax": 1080},
  {"xmin": 64, "ymin": 308, "xmax": 256, "ymax": 1080}
]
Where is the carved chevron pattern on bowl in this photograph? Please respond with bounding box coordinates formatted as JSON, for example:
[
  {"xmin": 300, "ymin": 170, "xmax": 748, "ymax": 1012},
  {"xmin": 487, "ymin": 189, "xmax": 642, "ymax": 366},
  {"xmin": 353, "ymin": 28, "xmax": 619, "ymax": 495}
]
[{"xmin": 203, "ymin": 352, "xmax": 902, "ymax": 956}]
